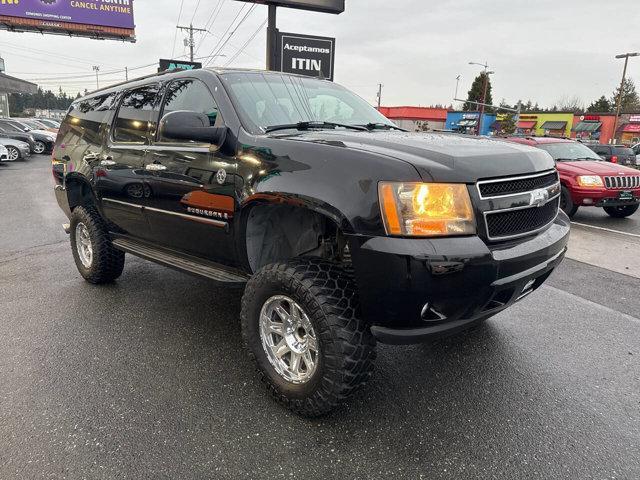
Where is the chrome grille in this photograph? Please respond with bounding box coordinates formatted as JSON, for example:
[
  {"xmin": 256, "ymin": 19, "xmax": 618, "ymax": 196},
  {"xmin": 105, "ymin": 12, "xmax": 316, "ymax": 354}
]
[
  {"xmin": 477, "ymin": 170, "xmax": 560, "ymax": 241},
  {"xmin": 604, "ymin": 175, "xmax": 640, "ymax": 189}
]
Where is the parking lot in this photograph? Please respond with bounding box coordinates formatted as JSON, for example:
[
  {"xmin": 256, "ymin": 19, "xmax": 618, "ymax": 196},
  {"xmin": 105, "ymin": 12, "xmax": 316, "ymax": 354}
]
[{"xmin": 1, "ymin": 156, "xmax": 639, "ymax": 479}]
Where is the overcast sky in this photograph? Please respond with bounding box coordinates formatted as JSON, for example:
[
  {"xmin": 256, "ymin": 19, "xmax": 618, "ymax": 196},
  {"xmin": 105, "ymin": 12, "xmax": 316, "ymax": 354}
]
[{"xmin": 3, "ymin": 0, "xmax": 639, "ymax": 110}]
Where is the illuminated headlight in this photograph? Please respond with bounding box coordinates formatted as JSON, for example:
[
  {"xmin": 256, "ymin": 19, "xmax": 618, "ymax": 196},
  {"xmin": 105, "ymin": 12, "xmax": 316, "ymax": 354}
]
[
  {"xmin": 379, "ymin": 182, "xmax": 475, "ymax": 237},
  {"xmin": 576, "ymin": 175, "xmax": 604, "ymax": 187}
]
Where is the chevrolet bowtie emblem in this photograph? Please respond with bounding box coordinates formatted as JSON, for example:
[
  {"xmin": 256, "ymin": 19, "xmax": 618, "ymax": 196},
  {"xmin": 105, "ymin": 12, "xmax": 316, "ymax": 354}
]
[{"xmin": 530, "ymin": 188, "xmax": 550, "ymax": 207}]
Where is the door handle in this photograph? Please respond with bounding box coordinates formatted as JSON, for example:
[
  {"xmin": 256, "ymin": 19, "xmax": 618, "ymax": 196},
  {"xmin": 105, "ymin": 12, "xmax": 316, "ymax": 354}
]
[
  {"xmin": 83, "ymin": 151, "xmax": 100, "ymax": 162},
  {"xmin": 100, "ymin": 156, "xmax": 116, "ymax": 166},
  {"xmin": 146, "ymin": 163, "xmax": 167, "ymax": 171}
]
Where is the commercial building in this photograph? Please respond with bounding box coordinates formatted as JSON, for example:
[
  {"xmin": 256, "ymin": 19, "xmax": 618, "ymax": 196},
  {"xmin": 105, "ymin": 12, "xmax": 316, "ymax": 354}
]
[
  {"xmin": 516, "ymin": 112, "xmax": 574, "ymax": 138},
  {"xmin": 571, "ymin": 114, "xmax": 615, "ymax": 144},
  {"xmin": 445, "ymin": 111, "xmax": 496, "ymax": 136},
  {"xmin": 377, "ymin": 106, "xmax": 447, "ymax": 131},
  {"xmin": 618, "ymin": 114, "xmax": 640, "ymax": 145}
]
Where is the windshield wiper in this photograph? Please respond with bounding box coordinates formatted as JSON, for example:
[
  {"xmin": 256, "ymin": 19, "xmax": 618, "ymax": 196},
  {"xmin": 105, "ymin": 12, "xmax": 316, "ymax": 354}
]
[
  {"xmin": 361, "ymin": 122, "xmax": 407, "ymax": 132},
  {"xmin": 264, "ymin": 121, "xmax": 368, "ymax": 133}
]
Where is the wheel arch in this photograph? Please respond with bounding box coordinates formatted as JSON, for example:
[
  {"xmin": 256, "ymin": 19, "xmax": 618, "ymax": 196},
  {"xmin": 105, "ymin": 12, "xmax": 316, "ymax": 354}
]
[
  {"xmin": 237, "ymin": 195, "xmax": 353, "ymax": 274},
  {"xmin": 65, "ymin": 173, "xmax": 99, "ymax": 212}
]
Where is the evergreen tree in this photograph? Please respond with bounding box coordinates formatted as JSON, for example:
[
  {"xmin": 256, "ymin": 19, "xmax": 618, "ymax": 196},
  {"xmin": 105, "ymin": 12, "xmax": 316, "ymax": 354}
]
[
  {"xmin": 463, "ymin": 72, "xmax": 493, "ymax": 112},
  {"xmin": 610, "ymin": 78, "xmax": 640, "ymax": 113},
  {"xmin": 586, "ymin": 96, "xmax": 612, "ymax": 113}
]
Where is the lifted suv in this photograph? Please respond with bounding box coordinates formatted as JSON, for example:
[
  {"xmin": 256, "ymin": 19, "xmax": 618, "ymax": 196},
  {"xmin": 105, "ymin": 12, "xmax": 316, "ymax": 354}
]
[
  {"xmin": 53, "ymin": 69, "xmax": 569, "ymax": 416},
  {"xmin": 504, "ymin": 137, "xmax": 640, "ymax": 218}
]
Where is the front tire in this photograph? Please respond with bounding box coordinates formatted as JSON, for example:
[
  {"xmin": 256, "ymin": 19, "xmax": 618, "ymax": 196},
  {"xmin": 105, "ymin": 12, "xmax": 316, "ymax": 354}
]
[
  {"xmin": 33, "ymin": 141, "xmax": 46, "ymax": 154},
  {"xmin": 603, "ymin": 204, "xmax": 639, "ymax": 218},
  {"xmin": 241, "ymin": 258, "xmax": 376, "ymax": 417},
  {"xmin": 6, "ymin": 146, "xmax": 20, "ymax": 161},
  {"xmin": 560, "ymin": 185, "xmax": 578, "ymax": 218},
  {"xmin": 70, "ymin": 206, "xmax": 125, "ymax": 284}
]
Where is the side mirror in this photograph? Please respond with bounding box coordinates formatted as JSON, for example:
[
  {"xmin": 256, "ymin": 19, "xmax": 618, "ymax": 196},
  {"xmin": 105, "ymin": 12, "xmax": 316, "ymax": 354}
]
[{"xmin": 158, "ymin": 110, "xmax": 227, "ymax": 146}]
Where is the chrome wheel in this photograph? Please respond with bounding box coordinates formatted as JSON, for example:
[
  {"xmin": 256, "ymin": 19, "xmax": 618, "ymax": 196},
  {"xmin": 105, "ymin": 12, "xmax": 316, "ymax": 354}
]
[
  {"xmin": 33, "ymin": 141, "xmax": 46, "ymax": 154},
  {"xmin": 7, "ymin": 147, "xmax": 19, "ymax": 161},
  {"xmin": 259, "ymin": 295, "xmax": 319, "ymax": 384},
  {"xmin": 75, "ymin": 222, "xmax": 93, "ymax": 268}
]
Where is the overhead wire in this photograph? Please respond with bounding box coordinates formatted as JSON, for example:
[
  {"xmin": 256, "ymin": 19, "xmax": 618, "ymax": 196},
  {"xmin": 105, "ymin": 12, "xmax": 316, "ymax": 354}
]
[
  {"xmin": 224, "ymin": 19, "xmax": 267, "ymax": 67},
  {"xmin": 170, "ymin": 0, "xmax": 186, "ymax": 58},
  {"xmin": 205, "ymin": 3, "xmax": 256, "ymax": 66}
]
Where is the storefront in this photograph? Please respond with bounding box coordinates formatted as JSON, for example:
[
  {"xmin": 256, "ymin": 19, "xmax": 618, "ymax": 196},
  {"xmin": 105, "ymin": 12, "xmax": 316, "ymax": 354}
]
[
  {"xmin": 571, "ymin": 114, "xmax": 617, "ymax": 144},
  {"xmin": 516, "ymin": 116, "xmax": 537, "ymax": 135},
  {"xmin": 377, "ymin": 106, "xmax": 447, "ymax": 131},
  {"xmin": 445, "ymin": 111, "xmax": 496, "ymax": 136},
  {"xmin": 619, "ymin": 115, "xmax": 640, "ymax": 145}
]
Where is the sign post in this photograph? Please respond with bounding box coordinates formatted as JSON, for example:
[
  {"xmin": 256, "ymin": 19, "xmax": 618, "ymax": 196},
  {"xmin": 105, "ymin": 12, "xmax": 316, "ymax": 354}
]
[{"xmin": 236, "ymin": 0, "xmax": 344, "ymax": 73}]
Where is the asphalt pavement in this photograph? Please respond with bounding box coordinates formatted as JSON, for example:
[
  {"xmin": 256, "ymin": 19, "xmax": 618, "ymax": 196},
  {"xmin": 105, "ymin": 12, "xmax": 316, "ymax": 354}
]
[{"xmin": 1, "ymin": 157, "xmax": 639, "ymax": 479}]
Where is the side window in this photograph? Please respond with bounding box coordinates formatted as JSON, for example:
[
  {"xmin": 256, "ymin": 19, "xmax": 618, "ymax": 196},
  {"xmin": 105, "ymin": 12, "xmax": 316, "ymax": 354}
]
[
  {"xmin": 64, "ymin": 92, "xmax": 117, "ymax": 145},
  {"xmin": 159, "ymin": 79, "xmax": 222, "ymax": 142},
  {"xmin": 113, "ymin": 84, "xmax": 160, "ymax": 144}
]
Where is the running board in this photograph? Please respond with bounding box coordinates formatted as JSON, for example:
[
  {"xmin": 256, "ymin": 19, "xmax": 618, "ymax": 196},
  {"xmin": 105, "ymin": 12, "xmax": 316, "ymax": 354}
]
[{"xmin": 111, "ymin": 237, "xmax": 249, "ymax": 285}]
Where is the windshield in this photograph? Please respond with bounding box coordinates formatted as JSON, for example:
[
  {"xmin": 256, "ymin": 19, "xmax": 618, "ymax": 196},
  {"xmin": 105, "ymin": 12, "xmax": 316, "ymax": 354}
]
[
  {"xmin": 221, "ymin": 72, "xmax": 395, "ymax": 134},
  {"xmin": 537, "ymin": 142, "xmax": 601, "ymax": 161}
]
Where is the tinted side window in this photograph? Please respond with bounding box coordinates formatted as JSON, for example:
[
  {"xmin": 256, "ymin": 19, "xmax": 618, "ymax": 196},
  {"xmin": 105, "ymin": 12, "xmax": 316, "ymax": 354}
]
[
  {"xmin": 113, "ymin": 85, "xmax": 160, "ymax": 144},
  {"xmin": 64, "ymin": 92, "xmax": 118, "ymax": 145},
  {"xmin": 591, "ymin": 146, "xmax": 609, "ymax": 155},
  {"xmin": 159, "ymin": 79, "xmax": 222, "ymax": 142}
]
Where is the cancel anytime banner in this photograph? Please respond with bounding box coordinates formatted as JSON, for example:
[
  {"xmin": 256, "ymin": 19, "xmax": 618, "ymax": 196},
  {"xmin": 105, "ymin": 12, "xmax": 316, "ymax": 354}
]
[{"xmin": 0, "ymin": 0, "xmax": 135, "ymax": 29}]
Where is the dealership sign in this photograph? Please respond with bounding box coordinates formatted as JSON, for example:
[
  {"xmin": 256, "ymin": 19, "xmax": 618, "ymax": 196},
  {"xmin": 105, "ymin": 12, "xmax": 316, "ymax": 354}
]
[
  {"xmin": 0, "ymin": 0, "xmax": 135, "ymax": 42},
  {"xmin": 159, "ymin": 59, "xmax": 202, "ymax": 72},
  {"xmin": 277, "ymin": 32, "xmax": 335, "ymax": 80},
  {"xmin": 236, "ymin": 0, "xmax": 344, "ymax": 14}
]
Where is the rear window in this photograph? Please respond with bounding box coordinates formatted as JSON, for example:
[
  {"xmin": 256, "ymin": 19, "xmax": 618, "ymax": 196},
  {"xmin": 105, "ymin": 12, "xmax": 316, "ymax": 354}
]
[
  {"xmin": 64, "ymin": 92, "xmax": 118, "ymax": 144},
  {"xmin": 113, "ymin": 85, "xmax": 160, "ymax": 144},
  {"xmin": 613, "ymin": 147, "xmax": 634, "ymax": 155}
]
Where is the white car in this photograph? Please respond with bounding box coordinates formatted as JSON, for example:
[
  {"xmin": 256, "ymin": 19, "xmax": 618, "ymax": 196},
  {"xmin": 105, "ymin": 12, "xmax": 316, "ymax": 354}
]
[
  {"xmin": 633, "ymin": 143, "xmax": 640, "ymax": 165},
  {"xmin": 0, "ymin": 144, "xmax": 9, "ymax": 163}
]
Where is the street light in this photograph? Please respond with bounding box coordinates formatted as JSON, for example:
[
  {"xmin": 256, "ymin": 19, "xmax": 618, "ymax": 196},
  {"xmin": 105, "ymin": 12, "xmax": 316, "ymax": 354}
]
[
  {"xmin": 469, "ymin": 61, "xmax": 493, "ymax": 135},
  {"xmin": 612, "ymin": 52, "xmax": 640, "ymax": 144}
]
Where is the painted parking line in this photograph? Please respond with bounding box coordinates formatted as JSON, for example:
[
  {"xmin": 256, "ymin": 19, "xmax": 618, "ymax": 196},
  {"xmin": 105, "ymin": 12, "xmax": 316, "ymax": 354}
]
[{"xmin": 571, "ymin": 222, "xmax": 640, "ymax": 239}]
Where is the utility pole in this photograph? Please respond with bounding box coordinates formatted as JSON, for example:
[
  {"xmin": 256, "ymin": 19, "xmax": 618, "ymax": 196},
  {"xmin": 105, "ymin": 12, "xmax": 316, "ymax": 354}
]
[
  {"xmin": 92, "ymin": 65, "xmax": 100, "ymax": 89},
  {"xmin": 177, "ymin": 24, "xmax": 208, "ymax": 61},
  {"xmin": 612, "ymin": 52, "xmax": 639, "ymax": 144},
  {"xmin": 454, "ymin": 75, "xmax": 461, "ymax": 107},
  {"xmin": 377, "ymin": 83, "xmax": 383, "ymax": 108},
  {"xmin": 469, "ymin": 61, "xmax": 493, "ymax": 136},
  {"xmin": 125, "ymin": 66, "xmax": 128, "ymax": 81}
]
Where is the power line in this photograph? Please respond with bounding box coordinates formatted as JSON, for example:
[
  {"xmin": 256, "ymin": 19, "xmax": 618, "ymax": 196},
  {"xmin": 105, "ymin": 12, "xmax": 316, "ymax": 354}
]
[
  {"xmin": 171, "ymin": 0, "xmax": 186, "ymax": 58},
  {"xmin": 205, "ymin": 3, "xmax": 256, "ymax": 66},
  {"xmin": 190, "ymin": 0, "xmax": 202, "ymax": 23},
  {"xmin": 224, "ymin": 19, "xmax": 267, "ymax": 67},
  {"xmin": 203, "ymin": 2, "xmax": 248, "ymax": 63}
]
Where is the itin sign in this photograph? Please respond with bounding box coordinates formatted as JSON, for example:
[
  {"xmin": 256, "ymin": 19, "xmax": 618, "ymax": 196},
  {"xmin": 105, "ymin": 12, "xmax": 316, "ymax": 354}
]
[{"xmin": 277, "ymin": 32, "xmax": 335, "ymax": 81}]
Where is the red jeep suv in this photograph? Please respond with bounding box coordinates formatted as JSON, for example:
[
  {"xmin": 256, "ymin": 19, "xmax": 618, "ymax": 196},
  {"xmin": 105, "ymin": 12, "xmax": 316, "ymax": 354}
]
[{"xmin": 504, "ymin": 137, "xmax": 640, "ymax": 218}]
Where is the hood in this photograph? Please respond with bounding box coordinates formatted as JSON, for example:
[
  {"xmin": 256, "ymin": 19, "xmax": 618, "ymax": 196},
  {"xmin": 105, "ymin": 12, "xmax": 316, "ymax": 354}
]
[
  {"xmin": 30, "ymin": 129, "xmax": 56, "ymax": 137},
  {"xmin": 275, "ymin": 130, "xmax": 555, "ymax": 182},
  {"xmin": 557, "ymin": 160, "xmax": 639, "ymax": 176},
  {"xmin": 0, "ymin": 137, "xmax": 28, "ymax": 148}
]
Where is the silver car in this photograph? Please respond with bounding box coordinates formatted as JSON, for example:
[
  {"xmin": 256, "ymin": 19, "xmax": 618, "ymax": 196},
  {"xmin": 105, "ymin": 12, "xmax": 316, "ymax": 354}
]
[{"xmin": 0, "ymin": 137, "xmax": 31, "ymax": 161}]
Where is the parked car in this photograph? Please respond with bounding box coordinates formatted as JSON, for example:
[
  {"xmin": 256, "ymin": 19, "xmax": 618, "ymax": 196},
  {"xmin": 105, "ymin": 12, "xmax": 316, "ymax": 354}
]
[
  {"xmin": 0, "ymin": 126, "xmax": 36, "ymax": 153},
  {"xmin": 504, "ymin": 137, "xmax": 639, "ymax": 218},
  {"xmin": 52, "ymin": 68, "xmax": 569, "ymax": 416},
  {"xmin": 0, "ymin": 144, "xmax": 8, "ymax": 163},
  {"xmin": 632, "ymin": 142, "xmax": 640, "ymax": 165},
  {"xmin": 587, "ymin": 144, "xmax": 636, "ymax": 166},
  {"xmin": 16, "ymin": 118, "xmax": 58, "ymax": 133},
  {"xmin": 0, "ymin": 119, "xmax": 55, "ymax": 154},
  {"xmin": 36, "ymin": 118, "xmax": 61, "ymax": 129},
  {"xmin": 0, "ymin": 137, "xmax": 31, "ymax": 161}
]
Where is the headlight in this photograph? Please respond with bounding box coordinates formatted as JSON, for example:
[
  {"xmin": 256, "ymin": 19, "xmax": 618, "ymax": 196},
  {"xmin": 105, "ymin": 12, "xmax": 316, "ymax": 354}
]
[
  {"xmin": 379, "ymin": 182, "xmax": 475, "ymax": 237},
  {"xmin": 576, "ymin": 175, "xmax": 604, "ymax": 187}
]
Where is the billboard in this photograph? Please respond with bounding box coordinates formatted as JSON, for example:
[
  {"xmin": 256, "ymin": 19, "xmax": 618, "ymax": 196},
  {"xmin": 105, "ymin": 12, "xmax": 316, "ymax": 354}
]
[
  {"xmin": 277, "ymin": 32, "xmax": 335, "ymax": 80},
  {"xmin": 0, "ymin": 0, "xmax": 135, "ymax": 42},
  {"xmin": 236, "ymin": 0, "xmax": 344, "ymax": 14}
]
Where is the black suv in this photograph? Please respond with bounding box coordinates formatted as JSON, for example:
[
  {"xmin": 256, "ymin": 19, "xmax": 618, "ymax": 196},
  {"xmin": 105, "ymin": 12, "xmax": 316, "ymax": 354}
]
[
  {"xmin": 587, "ymin": 144, "xmax": 636, "ymax": 166},
  {"xmin": 53, "ymin": 68, "xmax": 569, "ymax": 416}
]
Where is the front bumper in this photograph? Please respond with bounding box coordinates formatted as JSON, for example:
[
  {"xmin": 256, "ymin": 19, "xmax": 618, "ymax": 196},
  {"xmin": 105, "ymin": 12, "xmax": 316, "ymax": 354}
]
[
  {"xmin": 349, "ymin": 214, "xmax": 570, "ymax": 344},
  {"xmin": 572, "ymin": 187, "xmax": 640, "ymax": 207}
]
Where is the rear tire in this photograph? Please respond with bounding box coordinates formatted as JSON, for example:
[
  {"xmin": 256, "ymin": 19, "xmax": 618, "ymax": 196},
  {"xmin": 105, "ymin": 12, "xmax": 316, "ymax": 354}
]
[
  {"xmin": 560, "ymin": 185, "xmax": 578, "ymax": 218},
  {"xmin": 70, "ymin": 206, "xmax": 125, "ymax": 284},
  {"xmin": 603, "ymin": 204, "xmax": 639, "ymax": 218},
  {"xmin": 241, "ymin": 258, "xmax": 376, "ymax": 417},
  {"xmin": 33, "ymin": 141, "xmax": 46, "ymax": 154}
]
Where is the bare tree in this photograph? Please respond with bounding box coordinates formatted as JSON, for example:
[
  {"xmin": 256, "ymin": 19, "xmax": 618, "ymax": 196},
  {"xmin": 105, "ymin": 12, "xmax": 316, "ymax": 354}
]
[{"xmin": 554, "ymin": 95, "xmax": 583, "ymax": 113}]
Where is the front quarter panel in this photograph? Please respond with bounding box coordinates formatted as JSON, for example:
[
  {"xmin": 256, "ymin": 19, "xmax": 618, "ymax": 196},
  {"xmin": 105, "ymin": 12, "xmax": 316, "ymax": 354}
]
[{"xmin": 235, "ymin": 132, "xmax": 422, "ymax": 236}]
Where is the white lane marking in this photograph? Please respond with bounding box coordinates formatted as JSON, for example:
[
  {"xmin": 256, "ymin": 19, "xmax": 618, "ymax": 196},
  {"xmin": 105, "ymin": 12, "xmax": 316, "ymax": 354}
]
[
  {"xmin": 540, "ymin": 285, "xmax": 640, "ymax": 324},
  {"xmin": 571, "ymin": 222, "xmax": 640, "ymax": 239}
]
